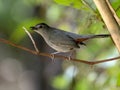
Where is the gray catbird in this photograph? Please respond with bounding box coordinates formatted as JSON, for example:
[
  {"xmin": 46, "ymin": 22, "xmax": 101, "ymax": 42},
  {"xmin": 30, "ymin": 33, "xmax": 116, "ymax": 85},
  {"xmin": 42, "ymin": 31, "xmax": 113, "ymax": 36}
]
[{"xmin": 30, "ymin": 23, "xmax": 110, "ymax": 55}]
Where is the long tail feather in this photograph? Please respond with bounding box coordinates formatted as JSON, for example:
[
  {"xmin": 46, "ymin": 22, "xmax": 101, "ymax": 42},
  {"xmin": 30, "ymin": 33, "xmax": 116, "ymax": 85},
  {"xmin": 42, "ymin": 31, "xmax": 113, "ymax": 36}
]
[
  {"xmin": 90, "ymin": 34, "xmax": 110, "ymax": 38},
  {"xmin": 76, "ymin": 34, "xmax": 110, "ymax": 43}
]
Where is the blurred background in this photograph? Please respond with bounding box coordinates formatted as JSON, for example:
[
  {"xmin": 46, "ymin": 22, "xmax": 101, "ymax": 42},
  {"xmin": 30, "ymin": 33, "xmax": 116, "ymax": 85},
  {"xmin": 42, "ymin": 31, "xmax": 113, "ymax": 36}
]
[{"xmin": 0, "ymin": 0, "xmax": 120, "ymax": 90}]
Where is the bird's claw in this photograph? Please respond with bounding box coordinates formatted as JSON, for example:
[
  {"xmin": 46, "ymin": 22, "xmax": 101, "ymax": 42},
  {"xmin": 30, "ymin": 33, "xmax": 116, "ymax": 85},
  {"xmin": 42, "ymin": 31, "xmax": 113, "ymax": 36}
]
[
  {"xmin": 51, "ymin": 54, "xmax": 55, "ymax": 62},
  {"xmin": 68, "ymin": 57, "xmax": 71, "ymax": 60},
  {"xmin": 50, "ymin": 52, "xmax": 60, "ymax": 62},
  {"xmin": 66, "ymin": 56, "xmax": 71, "ymax": 61}
]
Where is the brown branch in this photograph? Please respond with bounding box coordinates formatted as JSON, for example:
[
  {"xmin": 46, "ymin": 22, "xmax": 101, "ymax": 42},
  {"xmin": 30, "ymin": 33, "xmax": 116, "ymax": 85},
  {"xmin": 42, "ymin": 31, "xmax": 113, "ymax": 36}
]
[
  {"xmin": 106, "ymin": 0, "xmax": 120, "ymax": 25},
  {"xmin": 93, "ymin": 0, "xmax": 120, "ymax": 53},
  {"xmin": 0, "ymin": 38, "xmax": 120, "ymax": 65}
]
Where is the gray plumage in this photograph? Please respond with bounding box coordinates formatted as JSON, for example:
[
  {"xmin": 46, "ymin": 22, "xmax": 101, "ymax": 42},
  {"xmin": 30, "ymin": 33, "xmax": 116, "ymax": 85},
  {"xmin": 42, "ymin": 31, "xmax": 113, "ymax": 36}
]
[{"xmin": 31, "ymin": 23, "xmax": 110, "ymax": 52}]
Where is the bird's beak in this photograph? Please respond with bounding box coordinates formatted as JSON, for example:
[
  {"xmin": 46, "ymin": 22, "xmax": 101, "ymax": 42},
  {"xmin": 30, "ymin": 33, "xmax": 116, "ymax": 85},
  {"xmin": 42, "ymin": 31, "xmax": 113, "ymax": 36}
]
[{"xmin": 30, "ymin": 26, "xmax": 37, "ymax": 30}]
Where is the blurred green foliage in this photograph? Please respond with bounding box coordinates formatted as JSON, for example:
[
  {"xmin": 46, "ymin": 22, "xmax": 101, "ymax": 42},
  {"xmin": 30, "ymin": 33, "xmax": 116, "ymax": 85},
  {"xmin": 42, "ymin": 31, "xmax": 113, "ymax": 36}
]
[
  {"xmin": 54, "ymin": 0, "xmax": 84, "ymax": 9},
  {"xmin": 0, "ymin": 0, "xmax": 120, "ymax": 90}
]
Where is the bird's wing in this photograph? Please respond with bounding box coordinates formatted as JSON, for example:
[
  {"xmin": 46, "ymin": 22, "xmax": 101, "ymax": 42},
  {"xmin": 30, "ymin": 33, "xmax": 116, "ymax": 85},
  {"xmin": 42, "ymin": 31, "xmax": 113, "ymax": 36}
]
[
  {"xmin": 65, "ymin": 32, "xmax": 91, "ymax": 43},
  {"xmin": 66, "ymin": 34, "xmax": 86, "ymax": 46}
]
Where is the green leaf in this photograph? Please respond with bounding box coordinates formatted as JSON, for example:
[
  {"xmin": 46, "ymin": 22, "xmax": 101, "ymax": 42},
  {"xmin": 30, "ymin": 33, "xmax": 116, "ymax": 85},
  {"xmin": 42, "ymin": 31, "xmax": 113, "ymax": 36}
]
[
  {"xmin": 54, "ymin": 0, "xmax": 84, "ymax": 9},
  {"xmin": 54, "ymin": 0, "xmax": 73, "ymax": 6},
  {"xmin": 117, "ymin": 73, "xmax": 120, "ymax": 86},
  {"xmin": 9, "ymin": 18, "xmax": 42, "ymax": 43},
  {"xmin": 72, "ymin": 0, "xmax": 83, "ymax": 9}
]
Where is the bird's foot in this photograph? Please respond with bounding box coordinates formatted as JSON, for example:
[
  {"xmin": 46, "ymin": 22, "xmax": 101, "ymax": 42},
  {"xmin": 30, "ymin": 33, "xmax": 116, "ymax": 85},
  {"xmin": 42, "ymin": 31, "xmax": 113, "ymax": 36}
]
[
  {"xmin": 66, "ymin": 51, "xmax": 73, "ymax": 61},
  {"xmin": 51, "ymin": 52, "xmax": 60, "ymax": 62},
  {"xmin": 51, "ymin": 54, "xmax": 55, "ymax": 62},
  {"xmin": 67, "ymin": 56, "xmax": 71, "ymax": 61}
]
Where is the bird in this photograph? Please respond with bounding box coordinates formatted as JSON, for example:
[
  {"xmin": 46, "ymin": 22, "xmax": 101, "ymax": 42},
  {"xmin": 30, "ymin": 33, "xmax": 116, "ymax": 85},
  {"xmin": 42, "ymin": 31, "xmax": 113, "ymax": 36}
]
[{"xmin": 30, "ymin": 23, "xmax": 110, "ymax": 59}]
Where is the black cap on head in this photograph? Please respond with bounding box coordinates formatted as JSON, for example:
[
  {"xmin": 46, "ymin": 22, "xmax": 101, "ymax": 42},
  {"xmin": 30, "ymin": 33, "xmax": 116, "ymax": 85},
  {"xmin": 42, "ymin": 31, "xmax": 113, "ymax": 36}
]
[
  {"xmin": 30, "ymin": 23, "xmax": 49, "ymax": 30},
  {"xmin": 37, "ymin": 23, "xmax": 48, "ymax": 26}
]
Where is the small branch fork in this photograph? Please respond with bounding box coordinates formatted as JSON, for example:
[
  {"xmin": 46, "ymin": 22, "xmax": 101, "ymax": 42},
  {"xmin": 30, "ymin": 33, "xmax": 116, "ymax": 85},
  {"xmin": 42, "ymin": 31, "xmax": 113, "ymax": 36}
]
[{"xmin": 0, "ymin": 37, "xmax": 120, "ymax": 65}]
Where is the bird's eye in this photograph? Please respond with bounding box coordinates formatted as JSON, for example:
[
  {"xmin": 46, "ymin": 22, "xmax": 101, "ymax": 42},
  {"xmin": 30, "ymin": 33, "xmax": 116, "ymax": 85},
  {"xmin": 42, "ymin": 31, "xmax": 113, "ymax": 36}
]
[
  {"xmin": 36, "ymin": 24, "xmax": 44, "ymax": 29},
  {"xmin": 39, "ymin": 25, "xmax": 43, "ymax": 28}
]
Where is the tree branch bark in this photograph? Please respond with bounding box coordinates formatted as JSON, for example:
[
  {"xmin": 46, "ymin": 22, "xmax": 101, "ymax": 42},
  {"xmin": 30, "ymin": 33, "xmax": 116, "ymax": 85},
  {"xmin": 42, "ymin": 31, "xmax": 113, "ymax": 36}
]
[
  {"xmin": 0, "ymin": 38, "xmax": 120, "ymax": 65},
  {"xmin": 93, "ymin": 0, "xmax": 120, "ymax": 52}
]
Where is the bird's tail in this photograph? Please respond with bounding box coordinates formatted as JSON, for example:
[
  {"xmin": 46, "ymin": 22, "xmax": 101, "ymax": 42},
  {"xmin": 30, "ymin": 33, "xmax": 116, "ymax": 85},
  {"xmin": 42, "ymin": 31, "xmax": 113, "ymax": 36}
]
[
  {"xmin": 89, "ymin": 34, "xmax": 110, "ymax": 38},
  {"xmin": 76, "ymin": 34, "xmax": 110, "ymax": 43}
]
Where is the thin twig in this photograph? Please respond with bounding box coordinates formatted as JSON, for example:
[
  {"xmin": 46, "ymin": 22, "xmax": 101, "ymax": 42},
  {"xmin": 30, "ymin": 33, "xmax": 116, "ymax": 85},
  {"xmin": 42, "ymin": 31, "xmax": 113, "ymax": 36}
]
[
  {"xmin": 22, "ymin": 27, "xmax": 39, "ymax": 53},
  {"xmin": 106, "ymin": 0, "xmax": 120, "ymax": 25},
  {"xmin": 0, "ymin": 38, "xmax": 120, "ymax": 65}
]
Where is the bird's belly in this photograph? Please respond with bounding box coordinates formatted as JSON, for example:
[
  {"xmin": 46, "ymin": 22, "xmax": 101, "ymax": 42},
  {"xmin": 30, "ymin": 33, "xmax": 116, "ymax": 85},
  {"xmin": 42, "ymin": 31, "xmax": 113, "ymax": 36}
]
[{"xmin": 47, "ymin": 41, "xmax": 74, "ymax": 52}]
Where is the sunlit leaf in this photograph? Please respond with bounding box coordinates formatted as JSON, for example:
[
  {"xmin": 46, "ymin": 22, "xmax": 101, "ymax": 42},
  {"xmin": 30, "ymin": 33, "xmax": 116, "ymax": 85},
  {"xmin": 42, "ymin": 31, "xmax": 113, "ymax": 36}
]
[
  {"xmin": 9, "ymin": 18, "xmax": 43, "ymax": 43},
  {"xmin": 54, "ymin": 0, "xmax": 73, "ymax": 6},
  {"xmin": 54, "ymin": 0, "xmax": 86, "ymax": 9}
]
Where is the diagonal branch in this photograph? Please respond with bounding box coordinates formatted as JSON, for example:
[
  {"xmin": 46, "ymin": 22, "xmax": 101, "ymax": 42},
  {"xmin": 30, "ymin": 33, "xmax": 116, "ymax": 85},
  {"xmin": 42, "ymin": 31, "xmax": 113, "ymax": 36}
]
[
  {"xmin": 23, "ymin": 27, "xmax": 39, "ymax": 52},
  {"xmin": 0, "ymin": 38, "xmax": 120, "ymax": 65},
  {"xmin": 93, "ymin": 0, "xmax": 120, "ymax": 53},
  {"xmin": 106, "ymin": 0, "xmax": 120, "ymax": 25}
]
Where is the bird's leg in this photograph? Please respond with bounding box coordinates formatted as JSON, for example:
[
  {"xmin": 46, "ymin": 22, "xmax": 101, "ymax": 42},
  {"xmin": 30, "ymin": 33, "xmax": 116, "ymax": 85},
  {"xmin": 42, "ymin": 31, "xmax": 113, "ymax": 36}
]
[
  {"xmin": 51, "ymin": 52, "xmax": 60, "ymax": 62},
  {"xmin": 67, "ymin": 52, "xmax": 72, "ymax": 60},
  {"xmin": 67, "ymin": 51, "xmax": 74, "ymax": 61}
]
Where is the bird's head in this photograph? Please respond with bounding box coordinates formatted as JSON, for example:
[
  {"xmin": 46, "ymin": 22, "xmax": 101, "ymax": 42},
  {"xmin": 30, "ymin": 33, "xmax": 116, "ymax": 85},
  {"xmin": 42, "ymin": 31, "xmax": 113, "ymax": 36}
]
[{"xmin": 30, "ymin": 23, "xmax": 49, "ymax": 31}]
